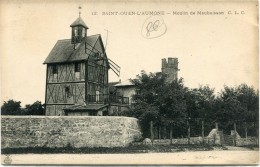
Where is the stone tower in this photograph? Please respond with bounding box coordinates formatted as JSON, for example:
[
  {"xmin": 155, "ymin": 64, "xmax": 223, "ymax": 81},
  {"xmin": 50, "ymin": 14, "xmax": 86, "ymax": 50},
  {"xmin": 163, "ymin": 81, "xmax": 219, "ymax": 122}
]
[{"xmin": 161, "ymin": 57, "xmax": 179, "ymax": 83}]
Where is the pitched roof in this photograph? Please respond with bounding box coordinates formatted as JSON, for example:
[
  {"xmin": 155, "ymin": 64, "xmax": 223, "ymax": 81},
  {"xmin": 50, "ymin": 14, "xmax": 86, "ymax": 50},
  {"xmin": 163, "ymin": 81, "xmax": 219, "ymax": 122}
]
[
  {"xmin": 114, "ymin": 79, "xmax": 135, "ymax": 87},
  {"xmin": 43, "ymin": 35, "xmax": 100, "ymax": 64},
  {"xmin": 63, "ymin": 104, "xmax": 108, "ymax": 111},
  {"xmin": 70, "ymin": 17, "xmax": 89, "ymax": 29}
]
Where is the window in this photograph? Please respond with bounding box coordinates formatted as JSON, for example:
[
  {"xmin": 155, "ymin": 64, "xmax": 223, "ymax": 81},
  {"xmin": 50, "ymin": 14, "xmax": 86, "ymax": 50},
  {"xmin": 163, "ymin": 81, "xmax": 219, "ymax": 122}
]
[
  {"xmin": 75, "ymin": 63, "xmax": 80, "ymax": 72},
  {"xmin": 82, "ymin": 28, "xmax": 85, "ymax": 36},
  {"xmin": 52, "ymin": 65, "xmax": 58, "ymax": 74},
  {"xmin": 95, "ymin": 52, "xmax": 100, "ymax": 58},
  {"xmin": 74, "ymin": 28, "xmax": 78, "ymax": 36},
  {"xmin": 96, "ymin": 91, "xmax": 100, "ymax": 102},
  {"xmin": 136, "ymin": 89, "xmax": 141, "ymax": 95},
  {"xmin": 65, "ymin": 86, "xmax": 70, "ymax": 98}
]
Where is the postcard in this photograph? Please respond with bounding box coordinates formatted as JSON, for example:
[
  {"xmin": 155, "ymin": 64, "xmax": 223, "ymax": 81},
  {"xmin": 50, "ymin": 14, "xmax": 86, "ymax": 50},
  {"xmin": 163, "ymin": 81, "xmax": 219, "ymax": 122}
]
[{"xmin": 1, "ymin": 0, "xmax": 259, "ymax": 165}]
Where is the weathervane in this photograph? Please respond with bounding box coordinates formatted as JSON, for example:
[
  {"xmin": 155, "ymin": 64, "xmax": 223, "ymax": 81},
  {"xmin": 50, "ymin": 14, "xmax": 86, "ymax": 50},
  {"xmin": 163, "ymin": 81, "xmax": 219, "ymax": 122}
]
[{"xmin": 79, "ymin": 6, "xmax": 82, "ymax": 17}]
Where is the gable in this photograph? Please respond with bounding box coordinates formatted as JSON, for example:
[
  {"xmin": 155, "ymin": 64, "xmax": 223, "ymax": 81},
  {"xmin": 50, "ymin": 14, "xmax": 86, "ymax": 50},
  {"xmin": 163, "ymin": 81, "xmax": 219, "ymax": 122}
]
[{"xmin": 93, "ymin": 36, "xmax": 110, "ymax": 68}]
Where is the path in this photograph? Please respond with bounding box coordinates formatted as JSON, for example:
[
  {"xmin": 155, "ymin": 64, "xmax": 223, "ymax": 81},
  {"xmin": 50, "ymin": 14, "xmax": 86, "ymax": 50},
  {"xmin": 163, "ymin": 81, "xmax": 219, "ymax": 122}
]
[{"xmin": 1, "ymin": 150, "xmax": 259, "ymax": 165}]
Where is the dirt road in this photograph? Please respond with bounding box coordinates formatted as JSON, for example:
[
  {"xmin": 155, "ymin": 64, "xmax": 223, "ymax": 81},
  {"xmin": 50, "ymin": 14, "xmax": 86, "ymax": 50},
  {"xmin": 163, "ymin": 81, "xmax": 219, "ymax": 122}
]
[{"xmin": 1, "ymin": 150, "xmax": 259, "ymax": 165}]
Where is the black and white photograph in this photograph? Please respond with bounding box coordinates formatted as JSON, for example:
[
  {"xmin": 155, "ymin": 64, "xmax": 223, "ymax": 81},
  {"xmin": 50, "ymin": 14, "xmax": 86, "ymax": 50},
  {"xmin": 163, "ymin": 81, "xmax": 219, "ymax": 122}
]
[{"xmin": 0, "ymin": 0, "xmax": 259, "ymax": 165}]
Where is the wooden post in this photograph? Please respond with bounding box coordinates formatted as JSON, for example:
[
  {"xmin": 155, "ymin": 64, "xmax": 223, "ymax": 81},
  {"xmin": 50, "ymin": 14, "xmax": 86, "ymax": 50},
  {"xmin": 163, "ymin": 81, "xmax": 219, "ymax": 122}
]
[
  {"xmin": 256, "ymin": 128, "xmax": 259, "ymax": 146},
  {"xmin": 244, "ymin": 126, "xmax": 248, "ymax": 145},
  {"xmin": 170, "ymin": 123, "xmax": 173, "ymax": 145},
  {"xmin": 215, "ymin": 122, "xmax": 218, "ymax": 131},
  {"xmin": 202, "ymin": 120, "xmax": 205, "ymax": 144},
  {"xmin": 244, "ymin": 123, "xmax": 247, "ymax": 140},
  {"xmin": 158, "ymin": 126, "xmax": 161, "ymax": 140},
  {"xmin": 221, "ymin": 130, "xmax": 224, "ymax": 146},
  {"xmin": 254, "ymin": 122, "xmax": 258, "ymax": 146},
  {"xmin": 234, "ymin": 123, "xmax": 237, "ymax": 146},
  {"xmin": 150, "ymin": 121, "xmax": 154, "ymax": 145},
  {"xmin": 187, "ymin": 119, "xmax": 190, "ymax": 145},
  {"xmin": 213, "ymin": 134, "xmax": 216, "ymax": 145}
]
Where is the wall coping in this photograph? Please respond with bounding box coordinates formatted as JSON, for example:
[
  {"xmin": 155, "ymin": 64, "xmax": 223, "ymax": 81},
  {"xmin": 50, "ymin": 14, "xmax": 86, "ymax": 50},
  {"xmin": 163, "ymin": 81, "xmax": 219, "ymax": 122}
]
[{"xmin": 1, "ymin": 115, "xmax": 138, "ymax": 120}]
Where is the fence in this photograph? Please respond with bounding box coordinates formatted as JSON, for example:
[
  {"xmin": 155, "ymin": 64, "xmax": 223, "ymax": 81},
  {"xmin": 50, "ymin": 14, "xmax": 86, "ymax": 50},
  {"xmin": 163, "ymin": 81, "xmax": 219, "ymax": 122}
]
[
  {"xmin": 146, "ymin": 119, "xmax": 259, "ymax": 146},
  {"xmin": 86, "ymin": 94, "xmax": 129, "ymax": 104}
]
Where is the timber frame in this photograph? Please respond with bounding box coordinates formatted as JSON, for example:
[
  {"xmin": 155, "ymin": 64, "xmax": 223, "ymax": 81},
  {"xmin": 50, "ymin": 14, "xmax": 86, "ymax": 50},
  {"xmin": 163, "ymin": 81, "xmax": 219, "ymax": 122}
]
[{"xmin": 44, "ymin": 34, "xmax": 110, "ymax": 116}]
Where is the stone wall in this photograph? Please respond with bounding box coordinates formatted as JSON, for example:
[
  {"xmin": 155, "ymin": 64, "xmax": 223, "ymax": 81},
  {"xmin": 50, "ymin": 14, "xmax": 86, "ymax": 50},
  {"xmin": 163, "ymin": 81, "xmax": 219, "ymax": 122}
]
[
  {"xmin": 1, "ymin": 116, "xmax": 142, "ymax": 148},
  {"xmin": 153, "ymin": 137, "xmax": 203, "ymax": 145},
  {"xmin": 237, "ymin": 137, "xmax": 258, "ymax": 146}
]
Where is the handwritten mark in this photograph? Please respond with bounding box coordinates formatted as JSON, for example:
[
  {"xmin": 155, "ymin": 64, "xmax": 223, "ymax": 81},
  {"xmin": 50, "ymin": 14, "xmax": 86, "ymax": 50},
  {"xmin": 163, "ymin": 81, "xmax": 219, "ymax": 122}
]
[{"xmin": 141, "ymin": 16, "xmax": 167, "ymax": 39}]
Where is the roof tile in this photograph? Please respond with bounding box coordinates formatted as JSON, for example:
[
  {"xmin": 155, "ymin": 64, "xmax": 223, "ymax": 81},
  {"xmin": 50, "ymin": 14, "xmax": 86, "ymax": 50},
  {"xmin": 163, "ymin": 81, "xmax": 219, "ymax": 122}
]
[{"xmin": 44, "ymin": 35, "xmax": 100, "ymax": 64}]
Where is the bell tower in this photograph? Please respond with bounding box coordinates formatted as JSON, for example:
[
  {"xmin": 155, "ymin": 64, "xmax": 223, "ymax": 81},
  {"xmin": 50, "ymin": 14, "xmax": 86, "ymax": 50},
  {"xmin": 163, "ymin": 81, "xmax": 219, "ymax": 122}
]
[{"xmin": 70, "ymin": 6, "xmax": 89, "ymax": 44}]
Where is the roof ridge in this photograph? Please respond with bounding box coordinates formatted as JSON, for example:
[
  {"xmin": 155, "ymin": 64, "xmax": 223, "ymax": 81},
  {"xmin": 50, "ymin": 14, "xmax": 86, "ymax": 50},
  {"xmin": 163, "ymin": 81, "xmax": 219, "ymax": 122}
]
[{"xmin": 56, "ymin": 34, "xmax": 100, "ymax": 41}]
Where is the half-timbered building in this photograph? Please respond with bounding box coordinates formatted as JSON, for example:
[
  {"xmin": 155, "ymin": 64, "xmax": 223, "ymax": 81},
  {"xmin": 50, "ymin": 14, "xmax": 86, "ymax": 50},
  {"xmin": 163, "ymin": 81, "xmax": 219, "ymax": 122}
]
[{"xmin": 44, "ymin": 16, "xmax": 110, "ymax": 116}]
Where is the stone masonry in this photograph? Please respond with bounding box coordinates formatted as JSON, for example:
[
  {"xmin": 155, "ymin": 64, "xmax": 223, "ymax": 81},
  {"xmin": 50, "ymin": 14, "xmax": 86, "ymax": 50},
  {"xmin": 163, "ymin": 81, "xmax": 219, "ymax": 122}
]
[
  {"xmin": 161, "ymin": 57, "xmax": 179, "ymax": 83},
  {"xmin": 1, "ymin": 116, "xmax": 142, "ymax": 148}
]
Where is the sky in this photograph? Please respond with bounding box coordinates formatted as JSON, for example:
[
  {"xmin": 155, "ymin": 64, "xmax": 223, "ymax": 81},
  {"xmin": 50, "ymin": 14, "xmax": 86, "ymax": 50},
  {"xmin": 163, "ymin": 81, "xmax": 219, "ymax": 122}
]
[{"xmin": 0, "ymin": 0, "xmax": 258, "ymax": 106}]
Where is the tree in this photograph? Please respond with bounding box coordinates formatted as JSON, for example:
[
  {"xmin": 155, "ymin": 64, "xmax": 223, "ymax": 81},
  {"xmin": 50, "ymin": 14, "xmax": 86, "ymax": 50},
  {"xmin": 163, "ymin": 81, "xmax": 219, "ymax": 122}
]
[
  {"xmin": 130, "ymin": 70, "xmax": 258, "ymax": 140},
  {"xmin": 157, "ymin": 78, "xmax": 189, "ymax": 143},
  {"xmin": 131, "ymin": 71, "xmax": 189, "ymax": 139},
  {"xmin": 24, "ymin": 101, "xmax": 45, "ymax": 115},
  {"xmin": 131, "ymin": 71, "xmax": 163, "ymax": 138},
  {"xmin": 1, "ymin": 99, "xmax": 22, "ymax": 115},
  {"xmin": 196, "ymin": 85, "xmax": 216, "ymax": 120},
  {"xmin": 215, "ymin": 84, "xmax": 258, "ymax": 135},
  {"xmin": 187, "ymin": 86, "xmax": 216, "ymax": 136},
  {"xmin": 236, "ymin": 84, "xmax": 258, "ymax": 122}
]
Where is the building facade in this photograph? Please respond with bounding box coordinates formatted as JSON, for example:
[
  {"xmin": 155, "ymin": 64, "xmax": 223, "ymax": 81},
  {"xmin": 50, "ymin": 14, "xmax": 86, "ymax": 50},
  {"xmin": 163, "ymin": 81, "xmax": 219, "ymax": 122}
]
[
  {"xmin": 44, "ymin": 16, "xmax": 110, "ymax": 116},
  {"xmin": 108, "ymin": 79, "xmax": 136, "ymax": 115}
]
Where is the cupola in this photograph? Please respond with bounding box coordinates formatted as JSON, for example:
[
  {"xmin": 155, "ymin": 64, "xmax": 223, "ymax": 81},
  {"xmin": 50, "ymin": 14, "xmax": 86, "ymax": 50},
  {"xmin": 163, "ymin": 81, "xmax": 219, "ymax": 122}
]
[{"xmin": 70, "ymin": 7, "xmax": 89, "ymax": 44}]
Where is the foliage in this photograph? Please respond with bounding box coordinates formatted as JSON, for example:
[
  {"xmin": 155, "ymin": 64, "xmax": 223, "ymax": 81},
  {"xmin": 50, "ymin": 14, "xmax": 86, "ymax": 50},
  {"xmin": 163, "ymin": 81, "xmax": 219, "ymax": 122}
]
[
  {"xmin": 23, "ymin": 101, "xmax": 45, "ymax": 115},
  {"xmin": 1, "ymin": 99, "xmax": 22, "ymax": 115},
  {"xmin": 185, "ymin": 86, "xmax": 217, "ymax": 135},
  {"xmin": 130, "ymin": 71, "xmax": 163, "ymax": 137},
  {"xmin": 130, "ymin": 71, "xmax": 190, "ymax": 137},
  {"xmin": 130, "ymin": 70, "xmax": 259, "ymax": 138},
  {"xmin": 215, "ymin": 84, "xmax": 259, "ymax": 134},
  {"xmin": 1, "ymin": 100, "xmax": 45, "ymax": 115}
]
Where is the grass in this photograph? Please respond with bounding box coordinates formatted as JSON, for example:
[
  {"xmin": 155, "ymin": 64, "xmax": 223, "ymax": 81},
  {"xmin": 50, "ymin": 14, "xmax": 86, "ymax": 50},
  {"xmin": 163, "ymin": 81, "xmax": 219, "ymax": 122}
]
[
  {"xmin": 1, "ymin": 144, "xmax": 227, "ymax": 154},
  {"xmin": 238, "ymin": 145, "xmax": 259, "ymax": 150}
]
